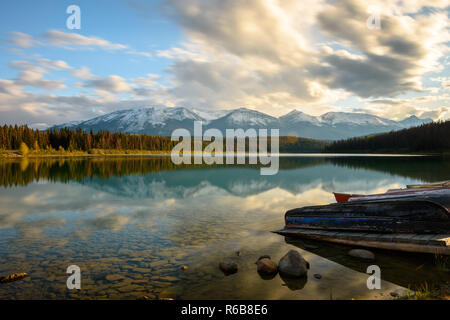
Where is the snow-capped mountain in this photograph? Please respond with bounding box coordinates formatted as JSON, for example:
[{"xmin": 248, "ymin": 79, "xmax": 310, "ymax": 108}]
[
  {"xmin": 208, "ymin": 108, "xmax": 279, "ymax": 131},
  {"xmin": 397, "ymin": 115, "xmax": 431, "ymax": 128},
  {"xmin": 191, "ymin": 108, "xmax": 231, "ymax": 121},
  {"xmin": 319, "ymin": 112, "xmax": 398, "ymax": 127},
  {"xmin": 279, "ymin": 110, "xmax": 322, "ymax": 126},
  {"xmin": 54, "ymin": 106, "xmax": 204, "ymax": 136},
  {"xmin": 51, "ymin": 106, "xmax": 433, "ymax": 140}
]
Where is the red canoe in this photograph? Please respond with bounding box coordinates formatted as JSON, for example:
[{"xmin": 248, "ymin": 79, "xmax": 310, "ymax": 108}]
[
  {"xmin": 333, "ymin": 192, "xmax": 363, "ymax": 203},
  {"xmin": 334, "ymin": 186, "xmax": 450, "ymax": 203}
]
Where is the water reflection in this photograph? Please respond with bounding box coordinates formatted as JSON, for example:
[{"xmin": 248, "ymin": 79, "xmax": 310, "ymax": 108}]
[{"xmin": 0, "ymin": 156, "xmax": 448, "ymax": 299}]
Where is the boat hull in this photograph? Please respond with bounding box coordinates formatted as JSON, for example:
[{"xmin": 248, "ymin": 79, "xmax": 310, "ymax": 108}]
[{"xmin": 285, "ymin": 196, "xmax": 450, "ymax": 234}]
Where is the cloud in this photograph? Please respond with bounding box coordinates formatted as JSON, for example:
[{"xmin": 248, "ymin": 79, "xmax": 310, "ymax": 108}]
[
  {"xmin": 151, "ymin": 0, "xmax": 450, "ymax": 116},
  {"xmin": 362, "ymin": 94, "xmax": 450, "ymax": 120},
  {"xmin": 125, "ymin": 50, "xmax": 153, "ymax": 58},
  {"xmin": 71, "ymin": 66, "xmax": 94, "ymax": 80},
  {"xmin": 43, "ymin": 30, "xmax": 128, "ymax": 50},
  {"xmin": 37, "ymin": 58, "xmax": 72, "ymax": 70},
  {"xmin": 313, "ymin": 0, "xmax": 450, "ymax": 98},
  {"xmin": 82, "ymin": 75, "xmax": 132, "ymax": 93},
  {"xmin": 8, "ymin": 31, "xmax": 37, "ymax": 48},
  {"xmin": 9, "ymin": 60, "xmax": 66, "ymax": 91},
  {"xmin": 134, "ymin": 73, "xmax": 159, "ymax": 87},
  {"xmin": 1, "ymin": 1, "xmax": 450, "ymax": 125}
]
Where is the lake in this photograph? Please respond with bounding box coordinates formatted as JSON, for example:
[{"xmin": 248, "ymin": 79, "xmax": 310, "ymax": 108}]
[{"xmin": 0, "ymin": 155, "xmax": 449, "ymax": 299}]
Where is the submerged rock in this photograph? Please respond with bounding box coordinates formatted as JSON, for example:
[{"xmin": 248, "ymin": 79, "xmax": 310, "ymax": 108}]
[
  {"xmin": 348, "ymin": 249, "xmax": 375, "ymax": 261},
  {"xmin": 219, "ymin": 261, "xmax": 238, "ymax": 275},
  {"xmin": 0, "ymin": 273, "xmax": 28, "ymax": 284},
  {"xmin": 390, "ymin": 288, "xmax": 413, "ymax": 299},
  {"xmin": 278, "ymin": 250, "xmax": 309, "ymax": 278},
  {"xmin": 280, "ymin": 273, "xmax": 308, "ymax": 290},
  {"xmin": 256, "ymin": 258, "xmax": 278, "ymax": 275}
]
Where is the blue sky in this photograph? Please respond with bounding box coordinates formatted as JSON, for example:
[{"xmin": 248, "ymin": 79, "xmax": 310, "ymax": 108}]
[
  {"xmin": 0, "ymin": 0, "xmax": 449, "ymax": 128},
  {"xmin": 0, "ymin": 0, "xmax": 178, "ymax": 81}
]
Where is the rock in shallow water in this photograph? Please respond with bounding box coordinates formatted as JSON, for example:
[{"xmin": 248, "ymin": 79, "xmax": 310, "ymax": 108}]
[
  {"xmin": 256, "ymin": 258, "xmax": 278, "ymax": 275},
  {"xmin": 255, "ymin": 255, "xmax": 271, "ymax": 263},
  {"xmin": 348, "ymin": 249, "xmax": 375, "ymax": 261},
  {"xmin": 278, "ymin": 250, "xmax": 309, "ymax": 278},
  {"xmin": 219, "ymin": 261, "xmax": 238, "ymax": 275},
  {"xmin": 390, "ymin": 288, "xmax": 413, "ymax": 299},
  {"xmin": 0, "ymin": 273, "xmax": 28, "ymax": 284}
]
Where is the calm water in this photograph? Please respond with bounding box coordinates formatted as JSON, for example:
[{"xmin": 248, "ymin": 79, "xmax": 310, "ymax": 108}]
[{"xmin": 0, "ymin": 155, "xmax": 449, "ymax": 300}]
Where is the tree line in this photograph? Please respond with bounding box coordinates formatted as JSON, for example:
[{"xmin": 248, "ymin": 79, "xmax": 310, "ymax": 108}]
[
  {"xmin": 0, "ymin": 125, "xmax": 176, "ymax": 152},
  {"xmin": 0, "ymin": 125, "xmax": 327, "ymax": 153},
  {"xmin": 325, "ymin": 120, "xmax": 450, "ymax": 153}
]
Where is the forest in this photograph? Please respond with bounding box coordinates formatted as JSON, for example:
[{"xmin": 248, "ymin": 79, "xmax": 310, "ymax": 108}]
[
  {"xmin": 0, "ymin": 125, "xmax": 177, "ymax": 153},
  {"xmin": 325, "ymin": 120, "xmax": 450, "ymax": 153},
  {"xmin": 0, "ymin": 125, "xmax": 327, "ymax": 154},
  {"xmin": 2, "ymin": 121, "xmax": 448, "ymax": 155}
]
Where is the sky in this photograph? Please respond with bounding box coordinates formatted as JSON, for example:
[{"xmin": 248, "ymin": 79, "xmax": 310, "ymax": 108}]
[{"xmin": 0, "ymin": 0, "xmax": 449, "ymax": 129}]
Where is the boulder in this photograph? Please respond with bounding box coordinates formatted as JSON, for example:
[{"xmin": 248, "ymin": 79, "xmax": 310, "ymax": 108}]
[
  {"xmin": 348, "ymin": 249, "xmax": 375, "ymax": 261},
  {"xmin": 280, "ymin": 273, "xmax": 308, "ymax": 290},
  {"xmin": 256, "ymin": 258, "xmax": 278, "ymax": 275},
  {"xmin": 219, "ymin": 261, "xmax": 238, "ymax": 275},
  {"xmin": 278, "ymin": 250, "xmax": 309, "ymax": 278},
  {"xmin": 255, "ymin": 255, "xmax": 271, "ymax": 263}
]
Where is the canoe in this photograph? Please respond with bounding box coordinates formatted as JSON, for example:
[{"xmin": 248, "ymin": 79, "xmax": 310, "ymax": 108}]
[
  {"xmin": 333, "ymin": 192, "xmax": 363, "ymax": 203},
  {"xmin": 406, "ymin": 180, "xmax": 450, "ymax": 189},
  {"xmin": 333, "ymin": 186, "xmax": 450, "ymax": 203},
  {"xmin": 283, "ymin": 195, "xmax": 450, "ymax": 234},
  {"xmin": 279, "ymin": 183, "xmax": 450, "ymax": 254}
]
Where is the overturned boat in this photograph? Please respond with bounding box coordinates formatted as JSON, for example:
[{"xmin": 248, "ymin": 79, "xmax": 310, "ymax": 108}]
[
  {"xmin": 333, "ymin": 180, "xmax": 450, "ymax": 203},
  {"xmin": 276, "ymin": 183, "xmax": 450, "ymax": 254}
]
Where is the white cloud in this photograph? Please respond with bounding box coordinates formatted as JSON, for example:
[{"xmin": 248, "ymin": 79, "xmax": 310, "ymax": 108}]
[
  {"xmin": 154, "ymin": 0, "xmax": 450, "ymax": 118},
  {"xmin": 1, "ymin": 0, "xmax": 450, "ymax": 125},
  {"xmin": 71, "ymin": 67, "xmax": 95, "ymax": 80},
  {"xmin": 9, "ymin": 60, "xmax": 66, "ymax": 91},
  {"xmin": 43, "ymin": 30, "xmax": 128, "ymax": 50},
  {"xmin": 125, "ymin": 50, "xmax": 153, "ymax": 58},
  {"xmin": 37, "ymin": 58, "xmax": 72, "ymax": 70},
  {"xmin": 8, "ymin": 32, "xmax": 37, "ymax": 48},
  {"xmin": 134, "ymin": 74, "xmax": 159, "ymax": 87},
  {"xmin": 83, "ymin": 75, "xmax": 132, "ymax": 93}
]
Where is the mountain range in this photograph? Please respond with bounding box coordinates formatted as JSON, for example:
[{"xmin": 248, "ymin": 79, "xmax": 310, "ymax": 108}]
[{"xmin": 52, "ymin": 106, "xmax": 433, "ymax": 140}]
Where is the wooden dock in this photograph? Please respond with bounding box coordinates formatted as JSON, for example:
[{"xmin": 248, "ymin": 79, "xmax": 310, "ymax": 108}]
[{"xmin": 275, "ymin": 228, "xmax": 450, "ymax": 255}]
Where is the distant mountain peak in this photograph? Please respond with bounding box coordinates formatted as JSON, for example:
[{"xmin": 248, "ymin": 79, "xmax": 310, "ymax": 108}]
[
  {"xmin": 398, "ymin": 114, "xmax": 432, "ymax": 127},
  {"xmin": 51, "ymin": 106, "xmax": 433, "ymax": 140}
]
